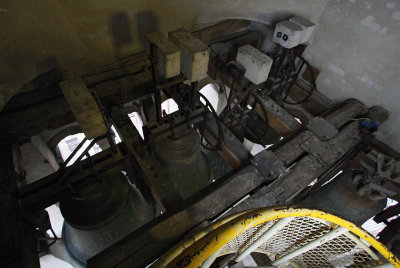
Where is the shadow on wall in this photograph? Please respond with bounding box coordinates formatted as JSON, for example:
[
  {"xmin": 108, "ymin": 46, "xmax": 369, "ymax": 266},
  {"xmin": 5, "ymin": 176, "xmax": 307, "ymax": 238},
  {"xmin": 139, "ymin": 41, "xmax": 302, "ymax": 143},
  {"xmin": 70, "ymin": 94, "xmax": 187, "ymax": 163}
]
[
  {"xmin": 108, "ymin": 11, "xmax": 160, "ymax": 59},
  {"xmin": 136, "ymin": 11, "xmax": 160, "ymax": 45},
  {"xmin": 256, "ymin": 11, "xmax": 294, "ymax": 25},
  {"xmin": 109, "ymin": 12, "xmax": 133, "ymax": 59}
]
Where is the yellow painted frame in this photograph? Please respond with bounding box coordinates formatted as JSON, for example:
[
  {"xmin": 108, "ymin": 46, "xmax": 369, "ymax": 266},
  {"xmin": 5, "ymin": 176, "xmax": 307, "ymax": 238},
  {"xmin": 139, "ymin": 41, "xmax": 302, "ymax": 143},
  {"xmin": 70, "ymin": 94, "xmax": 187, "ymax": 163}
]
[{"xmin": 156, "ymin": 206, "xmax": 400, "ymax": 268}]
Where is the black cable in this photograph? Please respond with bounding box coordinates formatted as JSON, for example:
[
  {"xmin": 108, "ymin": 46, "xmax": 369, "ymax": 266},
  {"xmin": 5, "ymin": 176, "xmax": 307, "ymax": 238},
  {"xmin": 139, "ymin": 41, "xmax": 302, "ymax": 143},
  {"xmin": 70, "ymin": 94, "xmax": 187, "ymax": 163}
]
[
  {"xmin": 197, "ymin": 92, "xmax": 225, "ymax": 148},
  {"xmin": 282, "ymin": 56, "xmax": 316, "ymax": 105},
  {"xmin": 37, "ymin": 226, "xmax": 59, "ymax": 254}
]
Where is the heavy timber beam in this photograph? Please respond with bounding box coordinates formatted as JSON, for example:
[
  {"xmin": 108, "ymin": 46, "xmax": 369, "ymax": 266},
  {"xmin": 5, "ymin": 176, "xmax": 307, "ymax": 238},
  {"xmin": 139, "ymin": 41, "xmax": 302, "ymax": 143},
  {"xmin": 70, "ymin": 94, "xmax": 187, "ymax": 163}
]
[
  {"xmin": 202, "ymin": 113, "xmax": 251, "ymax": 169},
  {"xmin": 253, "ymin": 93, "xmax": 302, "ymax": 137},
  {"xmin": 228, "ymin": 121, "xmax": 364, "ymax": 214},
  {"xmin": 0, "ymin": 138, "xmax": 39, "ymax": 267},
  {"xmin": 18, "ymin": 147, "xmax": 125, "ymax": 211}
]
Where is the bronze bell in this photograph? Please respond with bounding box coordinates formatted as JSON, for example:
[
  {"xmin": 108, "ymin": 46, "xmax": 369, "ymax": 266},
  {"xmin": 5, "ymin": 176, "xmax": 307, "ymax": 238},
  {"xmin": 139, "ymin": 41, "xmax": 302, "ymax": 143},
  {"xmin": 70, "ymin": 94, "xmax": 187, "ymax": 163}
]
[
  {"xmin": 153, "ymin": 126, "xmax": 212, "ymax": 201},
  {"xmin": 60, "ymin": 171, "xmax": 158, "ymax": 264}
]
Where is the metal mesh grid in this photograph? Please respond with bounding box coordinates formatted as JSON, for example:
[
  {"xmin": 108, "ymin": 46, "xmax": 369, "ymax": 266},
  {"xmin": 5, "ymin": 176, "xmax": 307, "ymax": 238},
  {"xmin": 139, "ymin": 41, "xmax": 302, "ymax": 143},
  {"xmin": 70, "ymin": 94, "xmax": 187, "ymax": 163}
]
[
  {"xmin": 259, "ymin": 217, "xmax": 331, "ymax": 256},
  {"xmin": 290, "ymin": 234, "xmax": 378, "ymax": 267},
  {"xmin": 220, "ymin": 220, "xmax": 276, "ymax": 255},
  {"xmin": 216, "ymin": 217, "xmax": 380, "ymax": 267}
]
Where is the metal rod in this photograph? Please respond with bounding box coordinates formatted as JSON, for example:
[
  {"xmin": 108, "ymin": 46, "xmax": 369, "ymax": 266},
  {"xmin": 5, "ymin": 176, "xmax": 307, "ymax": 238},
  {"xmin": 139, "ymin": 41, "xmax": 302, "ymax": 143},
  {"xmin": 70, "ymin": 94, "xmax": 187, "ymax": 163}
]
[
  {"xmin": 62, "ymin": 137, "xmax": 88, "ymax": 168},
  {"xmin": 200, "ymin": 246, "xmax": 226, "ymax": 268},
  {"xmin": 271, "ymin": 226, "xmax": 349, "ymax": 265},
  {"xmin": 150, "ymin": 44, "xmax": 162, "ymax": 124},
  {"xmin": 235, "ymin": 217, "xmax": 295, "ymax": 262},
  {"xmin": 58, "ymin": 138, "xmax": 99, "ymax": 184},
  {"xmin": 342, "ymin": 232, "xmax": 379, "ymax": 261}
]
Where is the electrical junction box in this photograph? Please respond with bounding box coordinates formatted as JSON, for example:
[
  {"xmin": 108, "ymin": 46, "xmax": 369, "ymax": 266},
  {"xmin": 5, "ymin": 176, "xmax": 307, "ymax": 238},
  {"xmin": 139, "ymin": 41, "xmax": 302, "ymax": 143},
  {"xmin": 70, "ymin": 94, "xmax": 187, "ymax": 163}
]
[
  {"xmin": 169, "ymin": 28, "xmax": 210, "ymax": 82},
  {"xmin": 273, "ymin": 17, "xmax": 316, "ymax": 49},
  {"xmin": 236, "ymin": 44, "xmax": 273, "ymax": 85},
  {"xmin": 145, "ymin": 32, "xmax": 181, "ymax": 79},
  {"xmin": 289, "ymin": 16, "xmax": 316, "ymax": 44},
  {"xmin": 273, "ymin": 20, "xmax": 304, "ymax": 49}
]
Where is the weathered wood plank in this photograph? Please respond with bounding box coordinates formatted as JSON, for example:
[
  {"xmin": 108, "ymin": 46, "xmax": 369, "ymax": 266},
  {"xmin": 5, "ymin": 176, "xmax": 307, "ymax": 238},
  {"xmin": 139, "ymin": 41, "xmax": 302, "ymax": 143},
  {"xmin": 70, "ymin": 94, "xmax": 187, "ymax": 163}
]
[
  {"xmin": 0, "ymin": 96, "xmax": 76, "ymax": 141},
  {"xmin": 193, "ymin": 19, "xmax": 251, "ymax": 43},
  {"xmin": 60, "ymin": 79, "xmax": 108, "ymax": 139},
  {"xmin": 146, "ymin": 32, "xmax": 181, "ymax": 79},
  {"xmin": 229, "ymin": 122, "xmax": 362, "ymax": 214},
  {"xmin": 324, "ymin": 99, "xmax": 366, "ymax": 129},
  {"xmin": 253, "ymin": 93, "xmax": 302, "ymax": 137},
  {"xmin": 288, "ymin": 84, "xmax": 330, "ymax": 116},
  {"xmin": 203, "ymin": 114, "xmax": 251, "ymax": 168}
]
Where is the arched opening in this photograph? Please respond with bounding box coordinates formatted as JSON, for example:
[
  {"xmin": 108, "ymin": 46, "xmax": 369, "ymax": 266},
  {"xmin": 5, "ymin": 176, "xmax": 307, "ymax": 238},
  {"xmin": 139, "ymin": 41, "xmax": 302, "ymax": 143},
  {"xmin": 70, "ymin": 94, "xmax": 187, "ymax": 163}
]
[
  {"xmin": 199, "ymin": 83, "xmax": 220, "ymax": 112},
  {"xmin": 56, "ymin": 133, "xmax": 102, "ymax": 167},
  {"xmin": 128, "ymin": 112, "xmax": 145, "ymax": 139},
  {"xmin": 161, "ymin": 98, "xmax": 179, "ymax": 115}
]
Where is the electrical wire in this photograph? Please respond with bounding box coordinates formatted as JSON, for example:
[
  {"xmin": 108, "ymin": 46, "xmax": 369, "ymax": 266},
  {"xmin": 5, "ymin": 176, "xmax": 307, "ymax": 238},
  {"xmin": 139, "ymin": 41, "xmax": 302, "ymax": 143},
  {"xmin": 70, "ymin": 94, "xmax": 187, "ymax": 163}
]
[
  {"xmin": 282, "ymin": 56, "xmax": 317, "ymax": 105},
  {"xmin": 197, "ymin": 92, "xmax": 225, "ymax": 148},
  {"xmin": 37, "ymin": 226, "xmax": 59, "ymax": 254},
  {"xmin": 267, "ymin": 47, "xmax": 316, "ymax": 105}
]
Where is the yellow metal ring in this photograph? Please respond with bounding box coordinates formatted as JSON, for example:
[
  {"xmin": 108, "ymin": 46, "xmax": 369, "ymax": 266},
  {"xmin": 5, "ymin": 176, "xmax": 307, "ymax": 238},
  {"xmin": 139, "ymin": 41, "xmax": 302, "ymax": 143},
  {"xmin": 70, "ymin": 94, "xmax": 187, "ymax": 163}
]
[
  {"xmin": 153, "ymin": 210, "xmax": 254, "ymax": 267},
  {"xmin": 161, "ymin": 206, "xmax": 400, "ymax": 268}
]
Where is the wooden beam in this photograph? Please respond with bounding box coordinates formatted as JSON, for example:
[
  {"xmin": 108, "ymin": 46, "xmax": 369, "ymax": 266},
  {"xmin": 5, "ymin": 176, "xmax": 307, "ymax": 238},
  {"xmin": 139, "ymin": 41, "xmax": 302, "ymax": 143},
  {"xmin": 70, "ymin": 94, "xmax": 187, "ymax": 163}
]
[
  {"xmin": 0, "ymin": 139, "xmax": 39, "ymax": 267},
  {"xmin": 288, "ymin": 84, "xmax": 331, "ymax": 116},
  {"xmin": 60, "ymin": 79, "xmax": 108, "ymax": 139},
  {"xmin": 19, "ymin": 147, "xmax": 126, "ymax": 211},
  {"xmin": 193, "ymin": 19, "xmax": 251, "ymax": 43},
  {"xmin": 0, "ymin": 96, "xmax": 76, "ymax": 141}
]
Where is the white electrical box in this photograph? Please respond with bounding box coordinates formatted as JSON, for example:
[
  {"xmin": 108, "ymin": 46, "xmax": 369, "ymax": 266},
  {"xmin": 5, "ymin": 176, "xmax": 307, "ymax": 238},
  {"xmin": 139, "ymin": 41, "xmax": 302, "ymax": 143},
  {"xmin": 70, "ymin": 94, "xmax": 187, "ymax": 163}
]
[
  {"xmin": 236, "ymin": 45, "xmax": 273, "ymax": 85},
  {"xmin": 289, "ymin": 16, "xmax": 316, "ymax": 44},
  {"xmin": 145, "ymin": 32, "xmax": 181, "ymax": 79},
  {"xmin": 273, "ymin": 17, "xmax": 316, "ymax": 49},
  {"xmin": 273, "ymin": 21, "xmax": 304, "ymax": 49},
  {"xmin": 169, "ymin": 28, "xmax": 210, "ymax": 82}
]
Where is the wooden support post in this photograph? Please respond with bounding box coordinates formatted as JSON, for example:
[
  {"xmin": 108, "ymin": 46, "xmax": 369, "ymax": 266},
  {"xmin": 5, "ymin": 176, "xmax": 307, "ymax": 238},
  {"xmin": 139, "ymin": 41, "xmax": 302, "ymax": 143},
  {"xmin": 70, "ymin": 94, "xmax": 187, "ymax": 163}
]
[{"xmin": 0, "ymin": 138, "xmax": 39, "ymax": 267}]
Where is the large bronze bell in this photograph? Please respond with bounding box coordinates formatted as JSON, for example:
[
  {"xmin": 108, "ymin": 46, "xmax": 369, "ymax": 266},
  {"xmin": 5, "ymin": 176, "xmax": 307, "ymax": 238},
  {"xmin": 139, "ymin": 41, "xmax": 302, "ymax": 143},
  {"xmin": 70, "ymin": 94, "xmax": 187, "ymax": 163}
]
[
  {"xmin": 153, "ymin": 126, "xmax": 212, "ymax": 200},
  {"xmin": 60, "ymin": 171, "xmax": 158, "ymax": 264}
]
